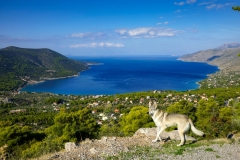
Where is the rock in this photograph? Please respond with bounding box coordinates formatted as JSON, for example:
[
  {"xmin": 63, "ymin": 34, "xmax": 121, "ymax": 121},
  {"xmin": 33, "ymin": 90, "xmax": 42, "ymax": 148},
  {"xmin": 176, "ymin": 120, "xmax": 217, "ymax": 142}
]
[
  {"xmin": 65, "ymin": 142, "xmax": 78, "ymax": 152},
  {"xmin": 89, "ymin": 147, "xmax": 98, "ymax": 155},
  {"xmin": 0, "ymin": 144, "xmax": 8, "ymax": 160},
  {"xmin": 100, "ymin": 136, "xmax": 108, "ymax": 143}
]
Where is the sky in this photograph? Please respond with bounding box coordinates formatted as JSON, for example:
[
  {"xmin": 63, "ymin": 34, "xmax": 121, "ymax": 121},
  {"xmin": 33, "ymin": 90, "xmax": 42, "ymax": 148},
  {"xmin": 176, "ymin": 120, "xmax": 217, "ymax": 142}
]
[{"xmin": 0, "ymin": 0, "xmax": 240, "ymax": 56}]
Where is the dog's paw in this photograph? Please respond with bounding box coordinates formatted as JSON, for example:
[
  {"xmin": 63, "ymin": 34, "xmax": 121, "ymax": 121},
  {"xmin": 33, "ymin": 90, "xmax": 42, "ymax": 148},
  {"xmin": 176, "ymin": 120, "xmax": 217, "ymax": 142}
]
[
  {"xmin": 152, "ymin": 140, "xmax": 158, "ymax": 143},
  {"xmin": 177, "ymin": 144, "xmax": 183, "ymax": 147}
]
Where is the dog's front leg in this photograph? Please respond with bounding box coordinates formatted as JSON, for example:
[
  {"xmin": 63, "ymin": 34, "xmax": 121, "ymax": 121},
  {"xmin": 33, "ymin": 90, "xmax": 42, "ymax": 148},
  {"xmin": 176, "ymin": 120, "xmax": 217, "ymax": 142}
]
[
  {"xmin": 152, "ymin": 126, "xmax": 161, "ymax": 142},
  {"xmin": 152, "ymin": 126, "xmax": 165, "ymax": 143}
]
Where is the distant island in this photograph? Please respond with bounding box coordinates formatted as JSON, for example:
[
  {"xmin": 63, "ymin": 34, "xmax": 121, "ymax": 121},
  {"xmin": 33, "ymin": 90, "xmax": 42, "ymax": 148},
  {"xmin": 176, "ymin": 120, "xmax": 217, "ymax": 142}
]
[{"xmin": 0, "ymin": 46, "xmax": 88, "ymax": 91}]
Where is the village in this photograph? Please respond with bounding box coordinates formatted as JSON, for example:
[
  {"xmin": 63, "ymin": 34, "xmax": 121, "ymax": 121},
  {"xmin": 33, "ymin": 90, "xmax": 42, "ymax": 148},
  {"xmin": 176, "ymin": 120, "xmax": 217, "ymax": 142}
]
[{"xmin": 1, "ymin": 84, "xmax": 239, "ymax": 127}]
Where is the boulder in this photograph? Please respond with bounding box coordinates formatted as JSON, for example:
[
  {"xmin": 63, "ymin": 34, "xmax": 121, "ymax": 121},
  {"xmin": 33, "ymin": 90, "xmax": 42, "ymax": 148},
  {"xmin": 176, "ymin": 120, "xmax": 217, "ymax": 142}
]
[{"xmin": 65, "ymin": 142, "xmax": 78, "ymax": 152}]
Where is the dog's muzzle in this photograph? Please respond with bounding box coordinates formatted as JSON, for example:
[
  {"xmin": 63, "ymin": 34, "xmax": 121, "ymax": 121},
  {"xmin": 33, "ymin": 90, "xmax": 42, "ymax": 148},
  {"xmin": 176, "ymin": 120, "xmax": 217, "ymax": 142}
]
[{"xmin": 149, "ymin": 110, "xmax": 154, "ymax": 117}]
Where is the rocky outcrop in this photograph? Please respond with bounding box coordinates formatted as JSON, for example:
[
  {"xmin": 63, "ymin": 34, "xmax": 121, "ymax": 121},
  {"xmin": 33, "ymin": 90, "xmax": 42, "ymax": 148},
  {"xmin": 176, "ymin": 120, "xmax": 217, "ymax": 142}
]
[
  {"xmin": 44, "ymin": 128, "xmax": 197, "ymax": 159},
  {"xmin": 64, "ymin": 142, "xmax": 78, "ymax": 152},
  {"xmin": 38, "ymin": 127, "xmax": 240, "ymax": 160}
]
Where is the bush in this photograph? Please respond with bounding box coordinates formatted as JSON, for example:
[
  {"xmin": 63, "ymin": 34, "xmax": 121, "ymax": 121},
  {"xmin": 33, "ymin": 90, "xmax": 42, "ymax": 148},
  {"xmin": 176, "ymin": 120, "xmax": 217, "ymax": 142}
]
[
  {"xmin": 195, "ymin": 99, "xmax": 230, "ymax": 138},
  {"xmin": 166, "ymin": 100, "xmax": 196, "ymax": 121},
  {"xmin": 22, "ymin": 108, "xmax": 100, "ymax": 158},
  {"xmin": 120, "ymin": 106, "xmax": 155, "ymax": 136}
]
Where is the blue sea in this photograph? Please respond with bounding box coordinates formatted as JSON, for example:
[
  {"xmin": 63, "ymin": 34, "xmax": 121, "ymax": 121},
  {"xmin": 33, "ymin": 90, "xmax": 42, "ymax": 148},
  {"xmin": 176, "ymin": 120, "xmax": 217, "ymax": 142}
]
[{"xmin": 21, "ymin": 56, "xmax": 219, "ymax": 95}]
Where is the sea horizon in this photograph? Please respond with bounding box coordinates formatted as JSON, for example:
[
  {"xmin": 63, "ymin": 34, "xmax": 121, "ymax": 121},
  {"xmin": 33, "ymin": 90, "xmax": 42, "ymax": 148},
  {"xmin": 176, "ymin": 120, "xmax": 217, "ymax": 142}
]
[{"xmin": 21, "ymin": 56, "xmax": 219, "ymax": 95}]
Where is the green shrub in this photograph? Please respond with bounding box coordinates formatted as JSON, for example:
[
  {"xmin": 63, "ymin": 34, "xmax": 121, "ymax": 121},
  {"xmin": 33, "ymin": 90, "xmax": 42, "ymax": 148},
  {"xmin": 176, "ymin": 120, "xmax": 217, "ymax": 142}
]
[
  {"xmin": 22, "ymin": 108, "xmax": 100, "ymax": 158},
  {"xmin": 167, "ymin": 100, "xmax": 196, "ymax": 121},
  {"xmin": 120, "ymin": 106, "xmax": 155, "ymax": 136}
]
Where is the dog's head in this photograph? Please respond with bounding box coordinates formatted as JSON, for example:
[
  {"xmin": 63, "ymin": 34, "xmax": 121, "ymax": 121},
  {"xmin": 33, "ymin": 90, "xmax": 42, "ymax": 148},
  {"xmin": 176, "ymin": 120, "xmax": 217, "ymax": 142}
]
[{"xmin": 149, "ymin": 100, "xmax": 157, "ymax": 117}]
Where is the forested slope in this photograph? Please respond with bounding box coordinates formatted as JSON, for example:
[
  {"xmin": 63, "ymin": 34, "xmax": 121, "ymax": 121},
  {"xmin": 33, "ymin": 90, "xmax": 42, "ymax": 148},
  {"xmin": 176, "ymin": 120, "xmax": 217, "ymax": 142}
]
[{"xmin": 0, "ymin": 46, "xmax": 88, "ymax": 91}]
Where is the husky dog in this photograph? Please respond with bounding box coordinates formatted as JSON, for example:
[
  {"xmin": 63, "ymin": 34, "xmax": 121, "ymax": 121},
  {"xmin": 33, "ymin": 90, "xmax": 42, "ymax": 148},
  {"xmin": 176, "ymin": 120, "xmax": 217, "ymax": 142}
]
[{"xmin": 149, "ymin": 101, "xmax": 204, "ymax": 146}]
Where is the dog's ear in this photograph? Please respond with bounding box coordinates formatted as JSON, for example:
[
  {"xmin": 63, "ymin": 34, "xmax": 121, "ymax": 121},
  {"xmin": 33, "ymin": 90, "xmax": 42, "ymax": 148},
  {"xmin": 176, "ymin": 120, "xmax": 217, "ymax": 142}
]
[
  {"xmin": 148, "ymin": 101, "xmax": 151, "ymax": 107},
  {"xmin": 153, "ymin": 101, "xmax": 157, "ymax": 109}
]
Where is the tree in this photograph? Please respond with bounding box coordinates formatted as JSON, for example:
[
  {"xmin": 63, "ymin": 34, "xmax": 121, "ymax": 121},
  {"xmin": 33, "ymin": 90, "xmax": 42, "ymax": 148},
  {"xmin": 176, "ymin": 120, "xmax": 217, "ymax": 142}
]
[
  {"xmin": 232, "ymin": 6, "xmax": 240, "ymax": 11},
  {"xmin": 120, "ymin": 106, "xmax": 155, "ymax": 136},
  {"xmin": 22, "ymin": 108, "xmax": 100, "ymax": 158},
  {"xmin": 195, "ymin": 99, "xmax": 231, "ymax": 138},
  {"xmin": 46, "ymin": 108, "xmax": 99, "ymax": 142},
  {"xmin": 166, "ymin": 100, "xmax": 196, "ymax": 121}
]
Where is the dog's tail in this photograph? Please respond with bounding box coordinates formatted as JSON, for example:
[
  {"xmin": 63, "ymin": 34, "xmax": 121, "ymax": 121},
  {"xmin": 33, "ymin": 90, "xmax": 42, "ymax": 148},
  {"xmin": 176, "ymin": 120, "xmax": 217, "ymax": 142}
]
[{"xmin": 188, "ymin": 118, "xmax": 205, "ymax": 136}]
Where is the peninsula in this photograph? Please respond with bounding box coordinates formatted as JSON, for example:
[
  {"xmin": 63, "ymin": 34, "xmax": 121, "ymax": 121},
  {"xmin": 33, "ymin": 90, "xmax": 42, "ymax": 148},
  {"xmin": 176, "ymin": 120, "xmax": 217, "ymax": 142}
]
[
  {"xmin": 178, "ymin": 43, "xmax": 240, "ymax": 72},
  {"xmin": 0, "ymin": 46, "xmax": 88, "ymax": 91},
  {"xmin": 178, "ymin": 43, "xmax": 240, "ymax": 89}
]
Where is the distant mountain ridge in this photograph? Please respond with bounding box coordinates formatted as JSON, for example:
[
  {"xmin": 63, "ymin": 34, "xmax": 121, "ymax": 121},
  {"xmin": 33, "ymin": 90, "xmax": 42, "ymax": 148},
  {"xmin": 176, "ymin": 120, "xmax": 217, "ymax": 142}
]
[
  {"xmin": 0, "ymin": 46, "xmax": 88, "ymax": 91},
  {"xmin": 178, "ymin": 43, "xmax": 240, "ymax": 71},
  {"xmin": 214, "ymin": 43, "xmax": 240, "ymax": 50}
]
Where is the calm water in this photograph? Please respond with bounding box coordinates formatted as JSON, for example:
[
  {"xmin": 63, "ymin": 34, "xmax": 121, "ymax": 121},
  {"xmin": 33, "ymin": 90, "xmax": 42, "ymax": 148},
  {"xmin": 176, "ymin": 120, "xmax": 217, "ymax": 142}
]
[{"xmin": 21, "ymin": 56, "xmax": 219, "ymax": 95}]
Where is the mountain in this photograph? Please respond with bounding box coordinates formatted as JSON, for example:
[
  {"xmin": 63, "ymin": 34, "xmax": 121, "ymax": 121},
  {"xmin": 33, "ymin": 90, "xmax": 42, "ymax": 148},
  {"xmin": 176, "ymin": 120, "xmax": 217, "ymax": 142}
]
[
  {"xmin": 0, "ymin": 46, "xmax": 88, "ymax": 91},
  {"xmin": 178, "ymin": 43, "xmax": 240, "ymax": 71},
  {"xmin": 214, "ymin": 43, "xmax": 240, "ymax": 50}
]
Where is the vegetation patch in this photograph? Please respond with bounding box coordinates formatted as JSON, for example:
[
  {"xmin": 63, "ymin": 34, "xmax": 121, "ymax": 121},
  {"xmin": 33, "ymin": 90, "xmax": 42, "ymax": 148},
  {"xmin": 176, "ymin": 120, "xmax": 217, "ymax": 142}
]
[{"xmin": 205, "ymin": 147, "xmax": 215, "ymax": 152}]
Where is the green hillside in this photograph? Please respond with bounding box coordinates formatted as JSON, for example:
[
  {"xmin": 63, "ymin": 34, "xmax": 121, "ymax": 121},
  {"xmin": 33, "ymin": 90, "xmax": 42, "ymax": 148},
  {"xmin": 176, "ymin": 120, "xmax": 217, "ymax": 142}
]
[{"xmin": 0, "ymin": 46, "xmax": 88, "ymax": 91}]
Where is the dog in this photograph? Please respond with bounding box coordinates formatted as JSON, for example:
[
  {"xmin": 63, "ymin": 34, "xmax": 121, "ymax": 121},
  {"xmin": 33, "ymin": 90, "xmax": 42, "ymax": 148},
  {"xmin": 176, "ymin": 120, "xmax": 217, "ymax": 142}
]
[{"xmin": 149, "ymin": 101, "xmax": 204, "ymax": 146}]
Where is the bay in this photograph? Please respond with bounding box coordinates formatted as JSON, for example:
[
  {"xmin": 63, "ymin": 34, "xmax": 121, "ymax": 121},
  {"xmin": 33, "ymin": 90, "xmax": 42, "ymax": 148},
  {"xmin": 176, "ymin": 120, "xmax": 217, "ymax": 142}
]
[{"xmin": 21, "ymin": 56, "xmax": 219, "ymax": 95}]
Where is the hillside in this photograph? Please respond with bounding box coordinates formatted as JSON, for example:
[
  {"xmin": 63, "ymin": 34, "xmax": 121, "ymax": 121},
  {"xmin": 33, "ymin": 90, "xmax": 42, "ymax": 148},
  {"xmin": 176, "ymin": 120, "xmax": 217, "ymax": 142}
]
[
  {"xmin": 41, "ymin": 129, "xmax": 240, "ymax": 160},
  {"xmin": 178, "ymin": 43, "xmax": 240, "ymax": 71},
  {"xmin": 0, "ymin": 46, "xmax": 88, "ymax": 91}
]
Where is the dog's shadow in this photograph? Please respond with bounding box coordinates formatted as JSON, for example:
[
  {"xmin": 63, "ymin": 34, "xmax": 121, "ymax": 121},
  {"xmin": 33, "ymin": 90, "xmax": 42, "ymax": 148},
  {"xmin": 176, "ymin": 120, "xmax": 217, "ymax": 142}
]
[
  {"xmin": 162, "ymin": 136, "xmax": 171, "ymax": 142},
  {"xmin": 161, "ymin": 137, "xmax": 198, "ymax": 145}
]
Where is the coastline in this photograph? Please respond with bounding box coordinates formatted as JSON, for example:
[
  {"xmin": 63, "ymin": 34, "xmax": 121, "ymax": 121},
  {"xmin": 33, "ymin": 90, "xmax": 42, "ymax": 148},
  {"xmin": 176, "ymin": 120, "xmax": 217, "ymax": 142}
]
[
  {"xmin": 19, "ymin": 58, "xmax": 219, "ymax": 95},
  {"xmin": 177, "ymin": 59, "xmax": 221, "ymax": 89},
  {"xmin": 18, "ymin": 60, "xmax": 99, "ymax": 92},
  {"xmin": 18, "ymin": 73, "xmax": 81, "ymax": 92},
  {"xmin": 18, "ymin": 63, "xmax": 94, "ymax": 92}
]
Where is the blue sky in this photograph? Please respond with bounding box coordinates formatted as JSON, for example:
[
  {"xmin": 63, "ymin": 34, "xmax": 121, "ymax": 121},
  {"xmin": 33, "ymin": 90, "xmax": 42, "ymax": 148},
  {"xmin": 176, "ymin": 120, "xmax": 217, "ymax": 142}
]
[{"xmin": 0, "ymin": 0, "xmax": 240, "ymax": 56}]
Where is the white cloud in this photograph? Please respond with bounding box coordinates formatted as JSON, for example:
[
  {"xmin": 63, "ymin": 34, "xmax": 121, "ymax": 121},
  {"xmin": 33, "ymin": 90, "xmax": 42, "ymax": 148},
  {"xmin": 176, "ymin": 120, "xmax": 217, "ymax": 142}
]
[
  {"xmin": 186, "ymin": 0, "xmax": 196, "ymax": 4},
  {"xmin": 206, "ymin": 3, "xmax": 232, "ymax": 10},
  {"xmin": 115, "ymin": 29, "xmax": 127, "ymax": 35},
  {"xmin": 198, "ymin": 2, "xmax": 212, "ymax": 6},
  {"xmin": 70, "ymin": 42, "xmax": 124, "ymax": 48},
  {"xmin": 164, "ymin": 22, "xmax": 169, "ymax": 25},
  {"xmin": 174, "ymin": 0, "xmax": 196, "ymax": 6},
  {"xmin": 206, "ymin": 4, "xmax": 217, "ymax": 9},
  {"xmin": 175, "ymin": 9, "xmax": 182, "ymax": 13},
  {"xmin": 67, "ymin": 32, "xmax": 106, "ymax": 39},
  {"xmin": 115, "ymin": 27, "xmax": 179, "ymax": 38},
  {"xmin": 174, "ymin": 2, "xmax": 185, "ymax": 6}
]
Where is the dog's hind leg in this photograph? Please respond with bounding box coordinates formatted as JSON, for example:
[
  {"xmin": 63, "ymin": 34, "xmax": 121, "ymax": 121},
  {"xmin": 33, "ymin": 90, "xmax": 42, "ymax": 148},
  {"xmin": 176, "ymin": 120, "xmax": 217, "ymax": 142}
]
[
  {"xmin": 177, "ymin": 123, "xmax": 190, "ymax": 146},
  {"xmin": 177, "ymin": 131, "xmax": 186, "ymax": 146}
]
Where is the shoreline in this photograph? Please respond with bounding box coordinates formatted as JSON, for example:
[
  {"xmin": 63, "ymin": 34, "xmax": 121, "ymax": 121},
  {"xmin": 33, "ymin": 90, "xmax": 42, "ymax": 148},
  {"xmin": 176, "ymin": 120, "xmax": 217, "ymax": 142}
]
[
  {"xmin": 19, "ymin": 59, "xmax": 221, "ymax": 95},
  {"xmin": 18, "ymin": 64, "xmax": 93, "ymax": 92},
  {"xmin": 177, "ymin": 59, "xmax": 221, "ymax": 89},
  {"xmin": 18, "ymin": 73, "xmax": 81, "ymax": 92}
]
